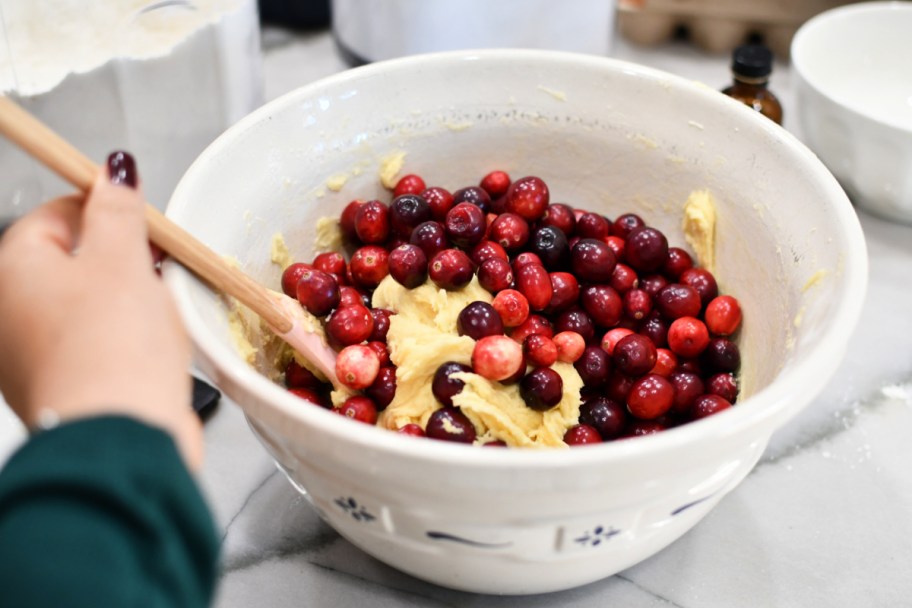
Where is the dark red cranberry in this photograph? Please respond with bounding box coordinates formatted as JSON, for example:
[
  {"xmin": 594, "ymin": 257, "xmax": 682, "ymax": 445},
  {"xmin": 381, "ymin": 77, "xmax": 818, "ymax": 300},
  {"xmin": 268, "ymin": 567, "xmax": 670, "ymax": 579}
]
[
  {"xmin": 457, "ymin": 301, "xmax": 505, "ymax": 340},
  {"xmin": 510, "ymin": 314, "xmax": 553, "ymax": 343},
  {"xmin": 662, "ymin": 247, "xmax": 694, "ymax": 280},
  {"xmin": 680, "ymin": 267, "xmax": 719, "ymax": 307},
  {"xmin": 547, "ymin": 272, "xmax": 580, "ymax": 314},
  {"xmin": 639, "ymin": 312, "xmax": 669, "ymax": 348},
  {"xmin": 528, "ymin": 225, "xmax": 570, "ymax": 271},
  {"xmin": 365, "ymin": 366, "xmax": 397, "ymax": 410},
  {"xmin": 625, "ymin": 226, "xmax": 669, "ymax": 272},
  {"xmin": 338, "ymin": 396, "xmax": 378, "ymax": 424},
  {"xmin": 444, "ymin": 202, "xmax": 487, "ymax": 249},
  {"xmin": 564, "ymin": 424, "xmax": 602, "ymax": 445},
  {"xmin": 554, "ymin": 307, "xmax": 595, "ymax": 344},
  {"xmin": 639, "ymin": 273, "xmax": 669, "ymax": 297},
  {"xmin": 477, "ymin": 257, "xmax": 514, "ymax": 294},
  {"xmin": 393, "ymin": 174, "xmax": 426, "ymax": 197},
  {"xmin": 368, "ymin": 308, "xmax": 393, "ymax": 342},
  {"xmin": 611, "ymin": 212, "xmax": 645, "ymax": 238},
  {"xmin": 581, "ymin": 286, "xmax": 623, "ymax": 331},
  {"xmin": 624, "ymin": 420, "xmax": 666, "ymax": 437},
  {"xmin": 541, "ymin": 203, "xmax": 576, "ymax": 236},
  {"xmin": 515, "ymin": 263, "xmax": 553, "ymax": 311},
  {"xmin": 340, "ymin": 200, "xmax": 365, "ymax": 244},
  {"xmin": 613, "ymin": 333, "xmax": 658, "ymax": 376},
  {"xmin": 429, "ymin": 248, "xmax": 474, "ymax": 290},
  {"xmin": 668, "ymin": 370, "xmax": 705, "ymax": 414},
  {"xmin": 604, "ymin": 236, "xmax": 626, "ymax": 261},
  {"xmin": 692, "ymin": 394, "xmax": 732, "ymax": 419},
  {"xmin": 409, "ymin": 220, "xmax": 449, "ymax": 259},
  {"xmin": 623, "ymin": 288, "xmax": 653, "ymax": 321},
  {"xmin": 432, "ymin": 361, "xmax": 472, "ymax": 407},
  {"xmin": 627, "ymin": 374, "xmax": 674, "ymax": 419},
  {"xmin": 655, "ymin": 283, "xmax": 702, "ymax": 320},
  {"xmin": 479, "ymin": 170, "xmax": 511, "ymax": 198},
  {"xmin": 421, "ymin": 186, "xmax": 455, "ymax": 222},
  {"xmin": 366, "ymin": 340, "xmax": 391, "ymax": 367},
  {"xmin": 489, "ymin": 212, "xmax": 530, "ymax": 252},
  {"xmin": 284, "ymin": 359, "xmax": 323, "ymax": 391},
  {"xmin": 605, "ymin": 371, "xmax": 636, "ymax": 403},
  {"xmin": 610, "ymin": 263, "xmax": 639, "ymax": 294},
  {"xmin": 483, "ymin": 440, "xmax": 508, "ymax": 448},
  {"xmin": 520, "ymin": 367, "xmax": 564, "ymax": 411},
  {"xmin": 278, "ymin": 260, "xmax": 310, "ymax": 297},
  {"xmin": 677, "ymin": 358, "xmax": 704, "ymax": 375},
  {"xmin": 571, "ymin": 238, "xmax": 617, "ymax": 283},
  {"xmin": 579, "ymin": 396, "xmax": 627, "ymax": 440},
  {"xmin": 339, "ymin": 285, "xmax": 368, "ymax": 308},
  {"xmin": 575, "ymin": 212, "xmax": 611, "ymax": 240},
  {"xmin": 326, "ymin": 304, "xmax": 374, "ymax": 346},
  {"xmin": 389, "ymin": 194, "xmax": 432, "ymax": 238},
  {"xmin": 453, "ymin": 186, "xmax": 492, "ymax": 213},
  {"xmin": 354, "ymin": 200, "xmax": 390, "ymax": 244},
  {"xmin": 707, "ymin": 372, "xmax": 739, "ymax": 403},
  {"xmin": 295, "ymin": 269, "xmax": 340, "ymax": 316},
  {"xmin": 349, "ymin": 245, "xmax": 390, "ymax": 290},
  {"xmin": 388, "ymin": 244, "xmax": 428, "ymax": 288},
  {"xmin": 505, "ymin": 176, "xmax": 549, "ymax": 221},
  {"xmin": 288, "ymin": 387, "xmax": 329, "ymax": 408},
  {"xmin": 426, "ymin": 407, "xmax": 477, "ymax": 443},
  {"xmin": 702, "ymin": 338, "xmax": 741, "ymax": 373},
  {"xmin": 574, "ymin": 345, "xmax": 612, "ymax": 387},
  {"xmin": 398, "ymin": 423, "xmax": 425, "ymax": 437},
  {"xmin": 312, "ymin": 251, "xmax": 346, "ymax": 277}
]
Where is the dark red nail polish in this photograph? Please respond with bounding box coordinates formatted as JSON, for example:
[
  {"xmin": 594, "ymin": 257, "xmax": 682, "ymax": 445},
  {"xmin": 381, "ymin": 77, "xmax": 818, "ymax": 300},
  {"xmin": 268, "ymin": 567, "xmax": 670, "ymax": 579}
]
[{"xmin": 107, "ymin": 150, "xmax": 137, "ymax": 189}]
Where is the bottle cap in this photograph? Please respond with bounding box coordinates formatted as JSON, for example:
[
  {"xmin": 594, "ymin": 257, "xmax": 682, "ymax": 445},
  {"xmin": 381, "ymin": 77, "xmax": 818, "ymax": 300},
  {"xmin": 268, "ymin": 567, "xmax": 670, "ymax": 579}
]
[{"xmin": 731, "ymin": 44, "xmax": 773, "ymax": 79}]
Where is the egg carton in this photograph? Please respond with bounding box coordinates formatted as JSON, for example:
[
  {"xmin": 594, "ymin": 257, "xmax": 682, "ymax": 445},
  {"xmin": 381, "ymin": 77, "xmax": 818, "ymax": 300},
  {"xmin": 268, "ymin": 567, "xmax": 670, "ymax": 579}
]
[{"xmin": 617, "ymin": 0, "xmax": 870, "ymax": 57}]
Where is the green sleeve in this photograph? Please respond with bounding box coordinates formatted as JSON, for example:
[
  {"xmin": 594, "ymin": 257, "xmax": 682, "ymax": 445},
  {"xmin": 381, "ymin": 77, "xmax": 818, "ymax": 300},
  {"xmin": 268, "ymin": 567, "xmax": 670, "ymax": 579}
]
[{"xmin": 0, "ymin": 416, "xmax": 219, "ymax": 608}]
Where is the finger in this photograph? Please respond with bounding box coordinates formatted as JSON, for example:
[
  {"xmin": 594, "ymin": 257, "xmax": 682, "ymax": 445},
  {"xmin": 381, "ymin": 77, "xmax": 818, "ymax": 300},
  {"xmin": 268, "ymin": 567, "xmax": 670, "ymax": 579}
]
[{"xmin": 0, "ymin": 195, "xmax": 84, "ymax": 256}]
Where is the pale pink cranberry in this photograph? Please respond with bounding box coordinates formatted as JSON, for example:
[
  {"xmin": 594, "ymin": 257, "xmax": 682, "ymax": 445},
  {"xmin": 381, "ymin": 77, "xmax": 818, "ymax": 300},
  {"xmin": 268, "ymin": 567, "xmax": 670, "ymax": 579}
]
[
  {"xmin": 338, "ymin": 395, "xmax": 378, "ymax": 424},
  {"xmin": 600, "ymin": 327, "xmax": 635, "ymax": 355},
  {"xmin": 335, "ymin": 344, "xmax": 380, "ymax": 390},
  {"xmin": 523, "ymin": 334, "xmax": 558, "ymax": 367},
  {"xmin": 553, "ymin": 331, "xmax": 586, "ymax": 363},
  {"xmin": 492, "ymin": 289, "xmax": 530, "ymax": 327},
  {"xmin": 472, "ymin": 335, "xmax": 524, "ymax": 381}
]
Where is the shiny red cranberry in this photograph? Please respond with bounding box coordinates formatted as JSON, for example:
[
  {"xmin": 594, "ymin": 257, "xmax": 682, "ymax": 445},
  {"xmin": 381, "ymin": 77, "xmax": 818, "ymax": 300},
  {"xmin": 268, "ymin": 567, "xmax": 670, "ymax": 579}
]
[
  {"xmin": 705, "ymin": 295, "xmax": 742, "ymax": 336},
  {"xmin": 281, "ymin": 262, "xmax": 313, "ymax": 298},
  {"xmin": 667, "ymin": 316, "xmax": 710, "ymax": 358},
  {"xmin": 623, "ymin": 288, "xmax": 652, "ymax": 321},
  {"xmin": 339, "ymin": 286, "xmax": 367, "ymax": 308},
  {"xmin": 432, "ymin": 361, "xmax": 472, "ymax": 407},
  {"xmin": 426, "ymin": 407, "xmax": 476, "ymax": 443},
  {"xmin": 511, "ymin": 251, "xmax": 542, "ymax": 272},
  {"xmin": 553, "ymin": 331, "xmax": 585, "ymax": 362},
  {"xmin": 639, "ymin": 312, "xmax": 669, "ymax": 348},
  {"xmin": 600, "ymin": 327, "xmax": 634, "ymax": 355},
  {"xmin": 639, "ymin": 273, "xmax": 669, "ymax": 297},
  {"xmin": 603, "ymin": 235, "xmax": 626, "ymax": 261},
  {"xmin": 523, "ymin": 334, "xmax": 558, "ymax": 367},
  {"xmin": 702, "ymin": 338, "xmax": 741, "ymax": 373},
  {"xmin": 338, "ymin": 395, "xmax": 378, "ymax": 424},
  {"xmin": 349, "ymin": 245, "xmax": 390, "ymax": 290},
  {"xmin": 444, "ymin": 202, "xmax": 486, "ymax": 249},
  {"xmin": 692, "ymin": 394, "xmax": 732, "ymax": 419},
  {"xmin": 295, "ymin": 269, "xmax": 340, "ymax": 316},
  {"xmin": 335, "ymin": 345, "xmax": 380, "ymax": 390},
  {"xmin": 580, "ymin": 396, "xmax": 627, "ymax": 440},
  {"xmin": 624, "ymin": 420, "xmax": 666, "ymax": 437},
  {"xmin": 284, "ymin": 359, "xmax": 323, "ymax": 390},
  {"xmin": 457, "ymin": 301, "xmax": 504, "ymax": 340},
  {"xmin": 393, "ymin": 174, "xmax": 426, "ymax": 197},
  {"xmin": 655, "ymin": 283, "xmax": 702, "ymax": 320},
  {"xmin": 479, "ymin": 170, "xmax": 511, "ymax": 198},
  {"xmin": 574, "ymin": 345, "xmax": 612, "ymax": 387},
  {"xmin": 564, "ymin": 424, "xmax": 602, "ymax": 445},
  {"xmin": 288, "ymin": 387, "xmax": 329, "ymax": 408},
  {"xmin": 613, "ymin": 333, "xmax": 658, "ymax": 376},
  {"xmin": 478, "ymin": 257, "xmax": 514, "ymax": 294},
  {"xmin": 707, "ymin": 372, "xmax": 738, "ymax": 403},
  {"xmin": 515, "ymin": 263, "xmax": 552, "ymax": 311},
  {"xmin": 625, "ymin": 226, "xmax": 669, "ymax": 272},
  {"xmin": 409, "ymin": 220, "xmax": 449, "ymax": 259},
  {"xmin": 581, "ymin": 285, "xmax": 624, "ymax": 330},
  {"xmin": 339, "ymin": 199, "xmax": 365, "ymax": 243},
  {"xmin": 492, "ymin": 289, "xmax": 530, "ymax": 328},
  {"xmin": 542, "ymin": 203, "xmax": 576, "ymax": 236},
  {"xmin": 489, "ymin": 213, "xmax": 530, "ymax": 253},
  {"xmin": 389, "ymin": 194, "xmax": 432, "ymax": 238},
  {"xmin": 510, "ymin": 314, "xmax": 553, "ymax": 346},
  {"xmin": 326, "ymin": 304, "xmax": 374, "ymax": 346},
  {"xmin": 680, "ymin": 267, "xmax": 719, "ymax": 307},
  {"xmin": 627, "ymin": 374, "xmax": 674, "ymax": 419},
  {"xmin": 504, "ymin": 176, "xmax": 549, "ymax": 221},
  {"xmin": 353, "ymin": 200, "xmax": 390, "ymax": 244},
  {"xmin": 662, "ymin": 247, "xmax": 694, "ymax": 280},
  {"xmin": 547, "ymin": 272, "xmax": 579, "ymax": 314},
  {"xmin": 651, "ymin": 348, "xmax": 678, "ymax": 376},
  {"xmin": 528, "ymin": 225, "xmax": 570, "ymax": 270},
  {"xmin": 398, "ymin": 423, "xmax": 425, "ymax": 437},
  {"xmin": 421, "ymin": 186, "xmax": 455, "ymax": 222},
  {"xmin": 368, "ymin": 308, "xmax": 393, "ymax": 342},
  {"xmin": 571, "ymin": 238, "xmax": 617, "ymax": 283},
  {"xmin": 520, "ymin": 367, "xmax": 564, "ymax": 411},
  {"xmin": 427, "ymin": 248, "xmax": 473, "ymax": 290},
  {"xmin": 611, "ymin": 212, "xmax": 645, "ymax": 238},
  {"xmin": 554, "ymin": 307, "xmax": 595, "ymax": 343},
  {"xmin": 313, "ymin": 251, "xmax": 346, "ymax": 277},
  {"xmin": 472, "ymin": 335, "xmax": 524, "ymax": 381},
  {"xmin": 668, "ymin": 370, "xmax": 705, "ymax": 414},
  {"xmin": 453, "ymin": 186, "xmax": 492, "ymax": 213},
  {"xmin": 575, "ymin": 212, "xmax": 611, "ymax": 240},
  {"xmin": 610, "ymin": 263, "xmax": 639, "ymax": 294},
  {"xmin": 388, "ymin": 244, "xmax": 428, "ymax": 288}
]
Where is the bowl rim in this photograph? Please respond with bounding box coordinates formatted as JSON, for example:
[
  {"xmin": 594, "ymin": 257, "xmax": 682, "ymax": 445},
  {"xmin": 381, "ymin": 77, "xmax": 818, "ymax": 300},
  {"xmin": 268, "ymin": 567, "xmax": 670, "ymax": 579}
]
[
  {"xmin": 791, "ymin": 0, "xmax": 912, "ymax": 135},
  {"xmin": 164, "ymin": 48, "xmax": 869, "ymax": 470}
]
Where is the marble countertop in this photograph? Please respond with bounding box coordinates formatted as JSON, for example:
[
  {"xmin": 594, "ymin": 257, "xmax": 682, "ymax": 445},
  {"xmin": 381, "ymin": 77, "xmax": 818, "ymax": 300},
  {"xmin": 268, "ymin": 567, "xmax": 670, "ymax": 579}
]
[{"xmin": 3, "ymin": 25, "xmax": 912, "ymax": 608}]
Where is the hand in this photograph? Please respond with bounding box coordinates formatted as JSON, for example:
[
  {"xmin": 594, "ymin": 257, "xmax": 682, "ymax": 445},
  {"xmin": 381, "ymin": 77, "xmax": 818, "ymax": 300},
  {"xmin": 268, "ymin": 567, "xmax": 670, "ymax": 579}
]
[{"xmin": 0, "ymin": 152, "xmax": 203, "ymax": 470}]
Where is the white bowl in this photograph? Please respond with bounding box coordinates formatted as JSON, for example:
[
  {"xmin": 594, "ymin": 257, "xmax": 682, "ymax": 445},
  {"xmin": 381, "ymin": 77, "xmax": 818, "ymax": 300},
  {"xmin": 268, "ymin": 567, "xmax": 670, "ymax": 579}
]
[
  {"xmin": 164, "ymin": 50, "xmax": 867, "ymax": 594},
  {"xmin": 792, "ymin": 1, "xmax": 912, "ymax": 224}
]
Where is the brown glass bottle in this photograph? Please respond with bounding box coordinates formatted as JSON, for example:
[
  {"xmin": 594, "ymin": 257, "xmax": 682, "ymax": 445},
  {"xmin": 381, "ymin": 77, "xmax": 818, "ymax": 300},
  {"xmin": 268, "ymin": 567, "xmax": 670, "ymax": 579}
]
[{"xmin": 722, "ymin": 44, "xmax": 783, "ymax": 125}]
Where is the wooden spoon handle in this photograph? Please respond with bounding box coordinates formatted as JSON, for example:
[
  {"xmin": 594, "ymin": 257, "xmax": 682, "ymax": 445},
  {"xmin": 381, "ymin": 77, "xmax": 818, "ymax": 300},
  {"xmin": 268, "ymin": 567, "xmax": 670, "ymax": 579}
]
[{"xmin": 0, "ymin": 96, "xmax": 292, "ymax": 333}]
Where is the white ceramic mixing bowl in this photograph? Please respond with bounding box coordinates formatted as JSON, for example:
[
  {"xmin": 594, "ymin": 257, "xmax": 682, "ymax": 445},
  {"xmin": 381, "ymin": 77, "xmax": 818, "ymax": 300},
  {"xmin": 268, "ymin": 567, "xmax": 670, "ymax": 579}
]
[
  {"xmin": 792, "ymin": 1, "xmax": 912, "ymax": 224},
  {"xmin": 163, "ymin": 49, "xmax": 867, "ymax": 594}
]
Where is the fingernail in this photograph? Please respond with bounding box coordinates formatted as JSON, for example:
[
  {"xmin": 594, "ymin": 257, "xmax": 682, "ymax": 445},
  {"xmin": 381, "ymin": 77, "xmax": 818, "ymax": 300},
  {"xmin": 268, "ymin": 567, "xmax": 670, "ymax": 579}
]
[{"xmin": 107, "ymin": 150, "xmax": 137, "ymax": 189}]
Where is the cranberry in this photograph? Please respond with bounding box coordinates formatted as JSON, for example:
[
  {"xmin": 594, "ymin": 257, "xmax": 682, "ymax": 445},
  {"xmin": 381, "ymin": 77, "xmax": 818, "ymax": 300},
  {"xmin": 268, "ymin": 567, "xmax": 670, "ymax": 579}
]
[
  {"xmin": 707, "ymin": 372, "xmax": 739, "ymax": 403},
  {"xmin": 523, "ymin": 334, "xmax": 558, "ymax": 367},
  {"xmin": 651, "ymin": 348, "xmax": 678, "ymax": 376},
  {"xmin": 669, "ymin": 370, "xmax": 705, "ymax": 414},
  {"xmin": 365, "ymin": 341, "xmax": 390, "ymax": 368},
  {"xmin": 705, "ymin": 295, "xmax": 742, "ymax": 336},
  {"xmin": 611, "ymin": 212, "xmax": 645, "ymax": 238},
  {"xmin": 603, "ymin": 235, "xmax": 626, "ymax": 261},
  {"xmin": 472, "ymin": 335, "xmax": 524, "ymax": 381},
  {"xmin": 528, "ymin": 225, "xmax": 570, "ymax": 271},
  {"xmin": 339, "ymin": 200, "xmax": 365, "ymax": 242},
  {"xmin": 564, "ymin": 424, "xmax": 602, "ymax": 445},
  {"xmin": 639, "ymin": 273, "xmax": 668, "ymax": 298},
  {"xmin": 505, "ymin": 175, "xmax": 549, "ymax": 221},
  {"xmin": 288, "ymin": 387, "xmax": 329, "ymax": 408},
  {"xmin": 444, "ymin": 202, "xmax": 487, "ymax": 248},
  {"xmin": 483, "ymin": 440, "xmax": 508, "ymax": 448},
  {"xmin": 511, "ymin": 251, "xmax": 542, "ymax": 272},
  {"xmin": 281, "ymin": 262, "xmax": 313, "ymax": 298},
  {"xmin": 613, "ymin": 333, "xmax": 658, "ymax": 377},
  {"xmin": 335, "ymin": 344, "xmax": 380, "ymax": 390},
  {"xmin": 680, "ymin": 267, "xmax": 719, "ymax": 307},
  {"xmin": 639, "ymin": 312, "xmax": 669, "ymax": 348},
  {"xmin": 428, "ymin": 248, "xmax": 474, "ymax": 290},
  {"xmin": 579, "ymin": 396, "xmax": 627, "ymax": 440},
  {"xmin": 515, "ymin": 263, "xmax": 553, "ymax": 311},
  {"xmin": 457, "ymin": 301, "xmax": 504, "ymax": 340},
  {"xmin": 421, "ymin": 186, "xmax": 455, "ymax": 222},
  {"xmin": 554, "ymin": 307, "xmax": 595, "ymax": 344},
  {"xmin": 349, "ymin": 245, "xmax": 390, "ymax": 290},
  {"xmin": 368, "ymin": 308, "xmax": 393, "ymax": 342},
  {"xmin": 388, "ymin": 244, "xmax": 428, "ymax": 288},
  {"xmin": 610, "ymin": 263, "xmax": 639, "ymax": 294},
  {"xmin": 284, "ymin": 359, "xmax": 322, "ymax": 391},
  {"xmin": 547, "ymin": 272, "xmax": 580, "ymax": 314},
  {"xmin": 677, "ymin": 358, "xmax": 704, "ymax": 376},
  {"xmin": 600, "ymin": 327, "xmax": 634, "ymax": 355},
  {"xmin": 478, "ymin": 257, "xmax": 514, "ymax": 294},
  {"xmin": 389, "ymin": 194, "xmax": 432, "ymax": 238},
  {"xmin": 409, "ymin": 220, "xmax": 449, "ymax": 259},
  {"xmin": 326, "ymin": 304, "xmax": 374, "ymax": 346},
  {"xmin": 492, "ymin": 289, "xmax": 530, "ymax": 327},
  {"xmin": 470, "ymin": 241, "xmax": 508, "ymax": 266},
  {"xmin": 541, "ymin": 203, "xmax": 576, "ymax": 236},
  {"xmin": 575, "ymin": 212, "xmax": 611, "ymax": 240},
  {"xmin": 662, "ymin": 247, "xmax": 694, "ymax": 280},
  {"xmin": 479, "ymin": 170, "xmax": 511, "ymax": 198},
  {"xmin": 339, "ymin": 285, "xmax": 367, "ymax": 308},
  {"xmin": 453, "ymin": 186, "xmax": 492, "ymax": 213},
  {"xmin": 426, "ymin": 407, "xmax": 477, "ymax": 443},
  {"xmin": 623, "ymin": 288, "xmax": 652, "ymax": 321},
  {"xmin": 353, "ymin": 200, "xmax": 390, "ymax": 244},
  {"xmin": 625, "ymin": 226, "xmax": 669, "ymax": 272},
  {"xmin": 571, "ymin": 238, "xmax": 617, "ymax": 283},
  {"xmin": 500, "ymin": 353, "xmax": 528, "ymax": 385},
  {"xmin": 489, "ymin": 212, "xmax": 530, "ymax": 253},
  {"xmin": 295, "ymin": 269, "xmax": 340, "ymax": 316},
  {"xmin": 338, "ymin": 395, "xmax": 378, "ymax": 424},
  {"xmin": 655, "ymin": 283, "xmax": 702, "ymax": 320},
  {"xmin": 627, "ymin": 374, "xmax": 674, "ymax": 419},
  {"xmin": 624, "ymin": 420, "xmax": 666, "ymax": 437},
  {"xmin": 553, "ymin": 331, "xmax": 586, "ymax": 362},
  {"xmin": 398, "ymin": 423, "xmax": 425, "ymax": 437},
  {"xmin": 393, "ymin": 174, "xmax": 426, "ymax": 197},
  {"xmin": 692, "ymin": 394, "xmax": 732, "ymax": 419},
  {"xmin": 313, "ymin": 251, "xmax": 346, "ymax": 277},
  {"xmin": 580, "ymin": 284, "xmax": 623, "ymax": 328},
  {"xmin": 667, "ymin": 316, "xmax": 710, "ymax": 358},
  {"xmin": 605, "ymin": 371, "xmax": 636, "ymax": 403},
  {"xmin": 574, "ymin": 345, "xmax": 612, "ymax": 387},
  {"xmin": 520, "ymin": 367, "xmax": 564, "ymax": 411},
  {"xmin": 432, "ymin": 361, "xmax": 472, "ymax": 407},
  {"xmin": 702, "ymin": 338, "xmax": 741, "ymax": 373}
]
